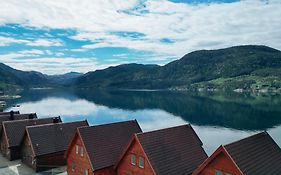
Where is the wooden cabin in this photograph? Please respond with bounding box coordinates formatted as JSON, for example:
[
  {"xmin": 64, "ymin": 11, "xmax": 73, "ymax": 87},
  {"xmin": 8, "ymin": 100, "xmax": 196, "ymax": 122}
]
[
  {"xmin": 21, "ymin": 120, "xmax": 88, "ymax": 172},
  {"xmin": 115, "ymin": 124, "xmax": 208, "ymax": 175},
  {"xmin": 0, "ymin": 113, "xmax": 37, "ymax": 135},
  {"xmin": 65, "ymin": 120, "xmax": 142, "ymax": 175},
  {"xmin": 0, "ymin": 111, "xmax": 20, "ymax": 116},
  {"xmin": 192, "ymin": 132, "xmax": 281, "ymax": 175},
  {"xmin": 0, "ymin": 116, "xmax": 61, "ymax": 160}
]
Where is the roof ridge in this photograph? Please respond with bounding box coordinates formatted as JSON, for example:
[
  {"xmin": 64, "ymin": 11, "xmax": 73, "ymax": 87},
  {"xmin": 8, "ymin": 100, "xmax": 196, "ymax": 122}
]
[
  {"xmin": 0, "ymin": 113, "xmax": 36, "ymax": 117},
  {"xmin": 79, "ymin": 119, "xmax": 137, "ymax": 130},
  {"xmin": 3, "ymin": 116, "xmax": 58, "ymax": 124},
  {"xmin": 136, "ymin": 124, "xmax": 190, "ymax": 136},
  {"xmin": 224, "ymin": 131, "xmax": 267, "ymax": 147},
  {"xmin": 26, "ymin": 120, "xmax": 86, "ymax": 128},
  {"xmin": 13, "ymin": 113, "xmax": 36, "ymax": 115}
]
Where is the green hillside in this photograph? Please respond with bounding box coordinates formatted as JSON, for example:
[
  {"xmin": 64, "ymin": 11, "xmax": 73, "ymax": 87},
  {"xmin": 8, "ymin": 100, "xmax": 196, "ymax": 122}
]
[
  {"xmin": 75, "ymin": 45, "xmax": 281, "ymax": 91},
  {"xmin": 1, "ymin": 45, "xmax": 281, "ymax": 92},
  {"xmin": 0, "ymin": 63, "xmax": 82, "ymax": 93}
]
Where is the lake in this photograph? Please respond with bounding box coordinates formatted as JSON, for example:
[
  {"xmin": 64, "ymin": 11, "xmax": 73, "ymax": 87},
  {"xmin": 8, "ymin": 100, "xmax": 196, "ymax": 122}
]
[{"xmin": 3, "ymin": 89, "xmax": 281, "ymax": 155}]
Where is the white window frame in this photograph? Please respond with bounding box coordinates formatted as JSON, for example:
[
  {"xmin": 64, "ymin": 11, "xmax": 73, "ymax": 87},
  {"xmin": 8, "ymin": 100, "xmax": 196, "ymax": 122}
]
[
  {"xmin": 139, "ymin": 156, "xmax": 144, "ymax": 168},
  {"xmin": 71, "ymin": 162, "xmax": 76, "ymax": 172},
  {"xmin": 131, "ymin": 154, "xmax": 136, "ymax": 165},
  {"xmin": 80, "ymin": 146, "xmax": 84, "ymax": 157},
  {"xmin": 84, "ymin": 169, "xmax": 89, "ymax": 175},
  {"xmin": 75, "ymin": 145, "xmax": 79, "ymax": 155},
  {"xmin": 215, "ymin": 170, "xmax": 223, "ymax": 175}
]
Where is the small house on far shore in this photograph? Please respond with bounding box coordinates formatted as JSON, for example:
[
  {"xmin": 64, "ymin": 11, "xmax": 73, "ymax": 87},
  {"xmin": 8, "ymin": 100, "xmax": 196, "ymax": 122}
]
[
  {"xmin": 192, "ymin": 132, "xmax": 281, "ymax": 175},
  {"xmin": 0, "ymin": 116, "xmax": 62, "ymax": 160},
  {"xmin": 115, "ymin": 124, "xmax": 208, "ymax": 175},
  {"xmin": 0, "ymin": 113, "xmax": 37, "ymax": 134},
  {"xmin": 65, "ymin": 120, "xmax": 142, "ymax": 175},
  {"xmin": 21, "ymin": 120, "xmax": 89, "ymax": 172}
]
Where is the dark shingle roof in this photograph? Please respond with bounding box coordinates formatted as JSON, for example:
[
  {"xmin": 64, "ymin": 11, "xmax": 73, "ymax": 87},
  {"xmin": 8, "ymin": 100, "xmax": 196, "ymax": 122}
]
[
  {"xmin": 27, "ymin": 120, "xmax": 88, "ymax": 156},
  {"xmin": 224, "ymin": 132, "xmax": 281, "ymax": 175},
  {"xmin": 0, "ymin": 113, "xmax": 37, "ymax": 132},
  {"xmin": 0, "ymin": 111, "xmax": 20, "ymax": 115},
  {"xmin": 79, "ymin": 120, "xmax": 142, "ymax": 171},
  {"xmin": 3, "ymin": 117, "xmax": 61, "ymax": 148},
  {"xmin": 136, "ymin": 124, "xmax": 207, "ymax": 175},
  {"xmin": 0, "ymin": 113, "xmax": 37, "ymax": 123}
]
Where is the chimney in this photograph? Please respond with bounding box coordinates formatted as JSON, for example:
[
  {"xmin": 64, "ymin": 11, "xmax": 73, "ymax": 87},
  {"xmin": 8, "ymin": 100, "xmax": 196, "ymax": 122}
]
[
  {"xmin": 10, "ymin": 110, "xmax": 14, "ymax": 120},
  {"xmin": 53, "ymin": 117, "xmax": 60, "ymax": 123},
  {"xmin": 28, "ymin": 114, "xmax": 34, "ymax": 119}
]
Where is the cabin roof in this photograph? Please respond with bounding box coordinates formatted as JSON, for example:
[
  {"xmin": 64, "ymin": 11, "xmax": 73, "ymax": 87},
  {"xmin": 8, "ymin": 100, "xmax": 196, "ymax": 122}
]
[
  {"xmin": 78, "ymin": 120, "xmax": 142, "ymax": 171},
  {"xmin": 0, "ymin": 113, "xmax": 37, "ymax": 132},
  {"xmin": 136, "ymin": 124, "xmax": 207, "ymax": 175},
  {"xmin": 3, "ymin": 117, "xmax": 61, "ymax": 148},
  {"xmin": 0, "ymin": 111, "xmax": 20, "ymax": 115},
  {"xmin": 26, "ymin": 120, "xmax": 88, "ymax": 157},
  {"xmin": 0, "ymin": 113, "xmax": 37, "ymax": 123},
  {"xmin": 224, "ymin": 132, "xmax": 281, "ymax": 175}
]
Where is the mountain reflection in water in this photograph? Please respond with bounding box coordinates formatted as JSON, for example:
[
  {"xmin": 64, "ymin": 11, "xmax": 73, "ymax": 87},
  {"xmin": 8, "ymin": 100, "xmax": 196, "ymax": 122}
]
[{"xmin": 4, "ymin": 89, "xmax": 281, "ymax": 154}]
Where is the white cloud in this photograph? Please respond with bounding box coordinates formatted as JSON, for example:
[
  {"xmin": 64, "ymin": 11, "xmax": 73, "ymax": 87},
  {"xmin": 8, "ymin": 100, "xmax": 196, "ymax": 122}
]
[
  {"xmin": 26, "ymin": 38, "xmax": 63, "ymax": 47},
  {"xmin": 70, "ymin": 48, "xmax": 86, "ymax": 52},
  {"xmin": 0, "ymin": 52, "xmax": 115, "ymax": 74},
  {"xmin": 0, "ymin": 36, "xmax": 63, "ymax": 47},
  {"xmin": 0, "ymin": 36, "xmax": 29, "ymax": 46},
  {"xmin": 17, "ymin": 49, "xmax": 44, "ymax": 55},
  {"xmin": 0, "ymin": 0, "xmax": 280, "ymax": 70}
]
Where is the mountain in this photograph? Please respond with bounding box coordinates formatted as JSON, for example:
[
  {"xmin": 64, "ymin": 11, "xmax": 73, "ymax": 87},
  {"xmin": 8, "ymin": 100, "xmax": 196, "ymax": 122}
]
[
  {"xmin": 0, "ymin": 63, "xmax": 82, "ymax": 92},
  {"xmin": 75, "ymin": 63, "xmax": 160, "ymax": 88},
  {"xmin": 0, "ymin": 63, "xmax": 50, "ymax": 92},
  {"xmin": 75, "ymin": 45, "xmax": 281, "ymax": 91},
  {"xmin": 48, "ymin": 72, "xmax": 83, "ymax": 85},
  {"xmin": 1, "ymin": 45, "xmax": 281, "ymax": 92}
]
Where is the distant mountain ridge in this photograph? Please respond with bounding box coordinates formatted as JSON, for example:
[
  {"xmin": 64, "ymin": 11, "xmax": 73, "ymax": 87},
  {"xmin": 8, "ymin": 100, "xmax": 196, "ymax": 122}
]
[
  {"xmin": 75, "ymin": 63, "xmax": 160, "ymax": 88},
  {"xmin": 1, "ymin": 45, "xmax": 281, "ymax": 92},
  {"xmin": 48, "ymin": 72, "xmax": 83, "ymax": 85},
  {"xmin": 0, "ymin": 63, "xmax": 82, "ymax": 92},
  {"xmin": 75, "ymin": 45, "xmax": 281, "ymax": 91}
]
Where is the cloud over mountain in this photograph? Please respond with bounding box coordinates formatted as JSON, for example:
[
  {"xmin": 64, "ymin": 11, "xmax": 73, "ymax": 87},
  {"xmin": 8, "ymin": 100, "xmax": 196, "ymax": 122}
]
[{"xmin": 0, "ymin": 0, "xmax": 280, "ymax": 74}]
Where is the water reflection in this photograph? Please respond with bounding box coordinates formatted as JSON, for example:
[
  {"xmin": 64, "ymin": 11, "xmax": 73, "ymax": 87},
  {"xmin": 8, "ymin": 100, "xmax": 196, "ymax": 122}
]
[
  {"xmin": 76, "ymin": 89, "xmax": 281, "ymax": 130},
  {"xmin": 3, "ymin": 89, "xmax": 281, "ymax": 155}
]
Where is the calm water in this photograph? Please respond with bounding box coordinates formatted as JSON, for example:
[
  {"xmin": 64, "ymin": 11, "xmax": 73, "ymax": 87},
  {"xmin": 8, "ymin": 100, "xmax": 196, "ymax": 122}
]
[{"xmin": 3, "ymin": 89, "xmax": 281, "ymax": 155}]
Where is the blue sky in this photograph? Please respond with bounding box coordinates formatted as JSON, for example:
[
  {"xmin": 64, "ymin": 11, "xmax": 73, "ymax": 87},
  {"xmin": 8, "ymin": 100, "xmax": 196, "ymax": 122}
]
[{"xmin": 0, "ymin": 0, "xmax": 280, "ymax": 74}]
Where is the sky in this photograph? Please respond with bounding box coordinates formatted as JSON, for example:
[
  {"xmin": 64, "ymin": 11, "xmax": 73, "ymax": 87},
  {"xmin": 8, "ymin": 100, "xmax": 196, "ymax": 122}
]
[{"xmin": 0, "ymin": 0, "xmax": 281, "ymax": 75}]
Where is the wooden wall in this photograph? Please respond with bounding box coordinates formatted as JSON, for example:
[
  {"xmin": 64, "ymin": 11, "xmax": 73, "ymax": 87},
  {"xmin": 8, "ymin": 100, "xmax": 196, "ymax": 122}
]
[
  {"xmin": 21, "ymin": 134, "xmax": 36, "ymax": 170},
  {"xmin": 117, "ymin": 139, "xmax": 154, "ymax": 175},
  {"xmin": 196, "ymin": 152, "xmax": 242, "ymax": 175},
  {"xmin": 66, "ymin": 134, "xmax": 94, "ymax": 175},
  {"xmin": 0, "ymin": 131, "xmax": 8, "ymax": 156},
  {"xmin": 21, "ymin": 135, "xmax": 67, "ymax": 172}
]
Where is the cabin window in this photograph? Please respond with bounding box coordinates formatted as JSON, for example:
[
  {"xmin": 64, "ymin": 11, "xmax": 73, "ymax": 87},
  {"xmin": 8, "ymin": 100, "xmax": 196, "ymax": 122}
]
[
  {"xmin": 131, "ymin": 154, "xmax": 136, "ymax": 165},
  {"xmin": 84, "ymin": 169, "xmax": 89, "ymax": 175},
  {"xmin": 139, "ymin": 156, "xmax": 144, "ymax": 168},
  {"xmin": 215, "ymin": 170, "xmax": 222, "ymax": 175},
  {"xmin": 75, "ymin": 145, "xmax": 79, "ymax": 155},
  {"xmin": 71, "ymin": 162, "xmax": 76, "ymax": 172},
  {"xmin": 80, "ymin": 147, "xmax": 84, "ymax": 157}
]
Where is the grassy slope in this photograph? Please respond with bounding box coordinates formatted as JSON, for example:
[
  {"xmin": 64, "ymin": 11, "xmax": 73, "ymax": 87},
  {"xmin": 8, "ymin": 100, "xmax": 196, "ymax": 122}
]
[{"xmin": 75, "ymin": 45, "xmax": 281, "ymax": 91}]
